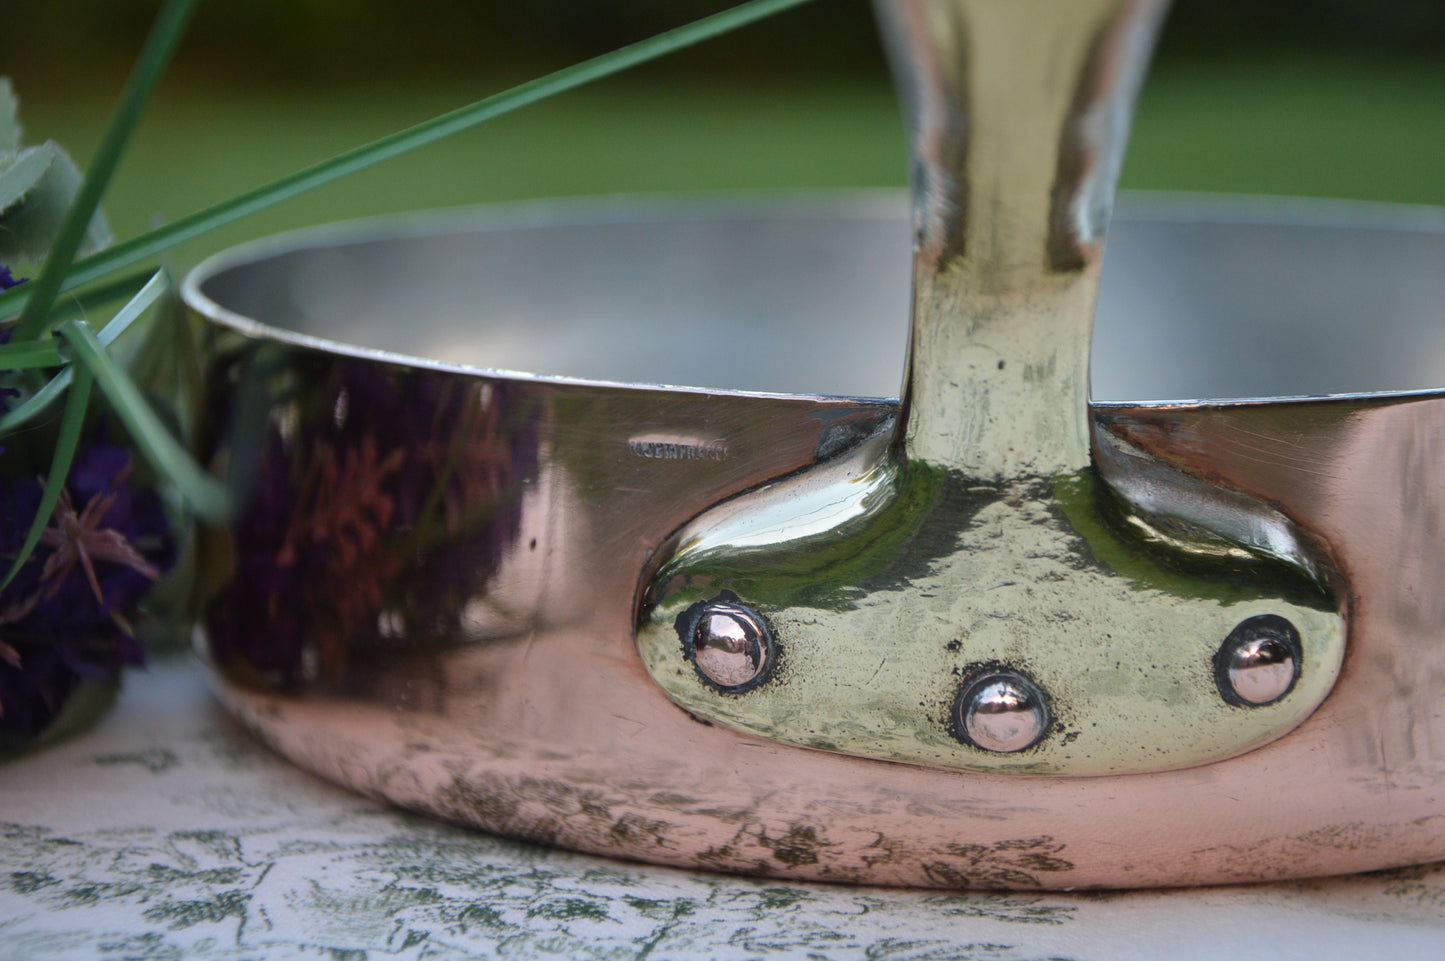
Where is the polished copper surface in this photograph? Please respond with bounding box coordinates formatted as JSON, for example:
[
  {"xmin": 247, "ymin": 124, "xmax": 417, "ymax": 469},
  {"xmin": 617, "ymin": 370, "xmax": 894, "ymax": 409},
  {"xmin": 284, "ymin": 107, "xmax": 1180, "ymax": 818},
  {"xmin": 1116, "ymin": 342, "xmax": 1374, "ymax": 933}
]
[{"xmin": 185, "ymin": 200, "xmax": 1445, "ymax": 889}]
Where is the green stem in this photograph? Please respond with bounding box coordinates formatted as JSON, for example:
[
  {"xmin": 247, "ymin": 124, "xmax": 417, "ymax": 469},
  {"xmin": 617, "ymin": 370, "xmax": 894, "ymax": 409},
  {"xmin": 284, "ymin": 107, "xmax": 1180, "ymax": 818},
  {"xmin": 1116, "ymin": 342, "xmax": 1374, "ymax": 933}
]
[
  {"xmin": 0, "ymin": 0, "xmax": 820, "ymax": 320},
  {"xmin": 10, "ymin": 0, "xmax": 198, "ymax": 341},
  {"xmin": 0, "ymin": 271, "xmax": 169, "ymax": 434},
  {"xmin": 57, "ymin": 318, "xmax": 230, "ymax": 521}
]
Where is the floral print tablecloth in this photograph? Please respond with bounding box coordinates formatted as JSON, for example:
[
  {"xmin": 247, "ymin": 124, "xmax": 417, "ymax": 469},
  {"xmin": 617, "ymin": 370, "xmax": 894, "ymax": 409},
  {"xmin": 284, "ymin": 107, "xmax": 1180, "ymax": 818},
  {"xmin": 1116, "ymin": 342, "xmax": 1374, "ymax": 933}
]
[{"xmin": 3, "ymin": 658, "xmax": 1445, "ymax": 960}]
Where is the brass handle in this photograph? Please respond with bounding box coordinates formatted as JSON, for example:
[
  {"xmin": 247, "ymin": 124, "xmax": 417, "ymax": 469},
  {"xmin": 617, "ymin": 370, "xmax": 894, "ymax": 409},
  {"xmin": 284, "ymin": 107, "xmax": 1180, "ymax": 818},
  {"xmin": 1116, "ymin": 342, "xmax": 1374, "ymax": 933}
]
[
  {"xmin": 880, "ymin": 0, "xmax": 1167, "ymax": 477},
  {"xmin": 637, "ymin": 0, "xmax": 1345, "ymax": 779}
]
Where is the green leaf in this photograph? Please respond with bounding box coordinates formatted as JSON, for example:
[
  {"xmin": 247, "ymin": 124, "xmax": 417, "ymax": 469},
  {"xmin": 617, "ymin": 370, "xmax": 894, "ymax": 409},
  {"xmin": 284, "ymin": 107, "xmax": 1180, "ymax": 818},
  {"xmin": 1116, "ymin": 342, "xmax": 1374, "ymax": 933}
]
[
  {"xmin": 11, "ymin": 0, "xmax": 198, "ymax": 341},
  {"xmin": 0, "ymin": 144, "xmax": 56, "ymax": 215},
  {"xmin": 96, "ymin": 269, "xmax": 170, "ymax": 342},
  {"xmin": 0, "ymin": 144, "xmax": 113, "ymax": 263},
  {"xmin": 0, "ymin": 78, "xmax": 20, "ymax": 155},
  {"xmin": 0, "ymin": 337, "xmax": 62, "ymax": 369},
  {"xmin": 0, "ymin": 0, "xmax": 820, "ymax": 321},
  {"xmin": 122, "ymin": 282, "xmax": 205, "ymax": 442},
  {"xmin": 57, "ymin": 318, "xmax": 229, "ymax": 522},
  {"xmin": 41, "ymin": 267, "xmax": 156, "ymax": 329},
  {"xmin": 0, "ymin": 270, "xmax": 169, "ymax": 435},
  {"xmin": 0, "ymin": 369, "xmax": 72, "ymax": 435},
  {"xmin": 0, "ymin": 361, "xmax": 91, "ymax": 592}
]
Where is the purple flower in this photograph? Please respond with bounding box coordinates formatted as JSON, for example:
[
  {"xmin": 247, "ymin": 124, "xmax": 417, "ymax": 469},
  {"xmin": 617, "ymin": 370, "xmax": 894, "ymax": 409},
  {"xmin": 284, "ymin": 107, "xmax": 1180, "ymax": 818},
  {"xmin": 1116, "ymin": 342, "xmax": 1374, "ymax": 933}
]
[
  {"xmin": 0, "ymin": 263, "xmax": 24, "ymax": 413},
  {"xmin": 0, "ymin": 442, "xmax": 173, "ymax": 738}
]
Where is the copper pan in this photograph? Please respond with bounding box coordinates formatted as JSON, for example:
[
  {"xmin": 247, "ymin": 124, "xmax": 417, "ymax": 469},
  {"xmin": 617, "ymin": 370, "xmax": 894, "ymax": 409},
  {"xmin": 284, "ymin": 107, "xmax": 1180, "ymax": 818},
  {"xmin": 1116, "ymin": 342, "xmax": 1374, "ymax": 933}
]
[{"xmin": 182, "ymin": 0, "xmax": 1445, "ymax": 888}]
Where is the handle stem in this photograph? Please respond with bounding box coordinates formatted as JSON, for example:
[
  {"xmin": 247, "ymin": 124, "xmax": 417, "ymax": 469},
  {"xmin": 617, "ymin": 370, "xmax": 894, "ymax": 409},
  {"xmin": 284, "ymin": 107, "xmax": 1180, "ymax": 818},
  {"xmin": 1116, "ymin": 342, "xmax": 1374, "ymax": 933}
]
[{"xmin": 877, "ymin": 0, "xmax": 1168, "ymax": 478}]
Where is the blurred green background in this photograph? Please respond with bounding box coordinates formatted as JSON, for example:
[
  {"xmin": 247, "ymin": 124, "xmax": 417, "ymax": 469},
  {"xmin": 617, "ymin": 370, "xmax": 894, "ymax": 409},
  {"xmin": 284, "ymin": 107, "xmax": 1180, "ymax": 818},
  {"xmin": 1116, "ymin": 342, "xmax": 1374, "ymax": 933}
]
[{"xmin": 2, "ymin": 0, "xmax": 1442, "ymax": 273}]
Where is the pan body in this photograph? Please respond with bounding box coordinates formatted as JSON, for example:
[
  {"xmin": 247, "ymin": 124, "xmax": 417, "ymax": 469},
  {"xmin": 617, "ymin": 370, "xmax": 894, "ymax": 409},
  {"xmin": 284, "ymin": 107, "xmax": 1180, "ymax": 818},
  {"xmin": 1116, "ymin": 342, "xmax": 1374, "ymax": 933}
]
[{"xmin": 183, "ymin": 194, "xmax": 1445, "ymax": 888}]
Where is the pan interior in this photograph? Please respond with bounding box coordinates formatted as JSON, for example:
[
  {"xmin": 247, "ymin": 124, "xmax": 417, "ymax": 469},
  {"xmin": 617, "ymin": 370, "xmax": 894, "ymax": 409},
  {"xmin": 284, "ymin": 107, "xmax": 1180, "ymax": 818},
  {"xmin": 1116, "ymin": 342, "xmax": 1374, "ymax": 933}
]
[{"xmin": 188, "ymin": 198, "xmax": 1445, "ymax": 403}]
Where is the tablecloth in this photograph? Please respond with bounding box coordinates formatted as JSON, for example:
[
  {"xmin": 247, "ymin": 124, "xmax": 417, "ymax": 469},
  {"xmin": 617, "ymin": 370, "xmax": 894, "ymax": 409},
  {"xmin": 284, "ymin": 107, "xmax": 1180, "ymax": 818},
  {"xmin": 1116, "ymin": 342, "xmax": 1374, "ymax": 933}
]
[{"xmin": 4, "ymin": 658, "xmax": 1444, "ymax": 960}]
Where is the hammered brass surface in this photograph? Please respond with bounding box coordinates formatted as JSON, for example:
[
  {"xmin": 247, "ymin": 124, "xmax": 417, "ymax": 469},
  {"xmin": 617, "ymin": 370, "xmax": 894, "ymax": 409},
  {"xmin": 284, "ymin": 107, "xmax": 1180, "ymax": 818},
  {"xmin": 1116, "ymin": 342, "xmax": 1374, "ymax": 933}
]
[
  {"xmin": 635, "ymin": 0, "xmax": 1346, "ymax": 774},
  {"xmin": 638, "ymin": 456, "xmax": 1343, "ymax": 775},
  {"xmin": 891, "ymin": 0, "xmax": 1163, "ymax": 477}
]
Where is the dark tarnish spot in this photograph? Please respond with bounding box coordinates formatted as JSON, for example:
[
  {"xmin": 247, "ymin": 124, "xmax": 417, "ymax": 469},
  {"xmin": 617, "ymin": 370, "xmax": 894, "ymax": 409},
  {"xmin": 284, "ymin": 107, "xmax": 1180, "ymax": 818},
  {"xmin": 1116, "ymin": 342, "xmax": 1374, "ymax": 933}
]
[
  {"xmin": 695, "ymin": 805, "xmax": 756, "ymax": 825},
  {"xmin": 436, "ymin": 773, "xmax": 691, "ymax": 855},
  {"xmin": 1190, "ymin": 818, "xmax": 1445, "ymax": 883},
  {"xmin": 609, "ymin": 813, "xmax": 671, "ymax": 848},
  {"xmin": 576, "ymin": 791, "xmax": 614, "ymax": 820},
  {"xmin": 1366, "ymin": 862, "xmax": 1438, "ymax": 884},
  {"xmin": 924, "ymin": 861, "xmax": 1040, "ymax": 890},
  {"xmin": 811, "ymin": 408, "xmax": 894, "ymax": 461},
  {"xmin": 696, "ymin": 844, "xmax": 737, "ymax": 868},
  {"xmin": 923, "ymin": 837, "xmax": 1074, "ymax": 889},
  {"xmin": 860, "ymin": 833, "xmax": 909, "ymax": 868},
  {"xmin": 437, "ymin": 774, "xmax": 521, "ymax": 828},
  {"xmin": 535, "ymin": 781, "xmax": 601, "ymax": 817},
  {"xmin": 757, "ymin": 824, "xmax": 834, "ymax": 867}
]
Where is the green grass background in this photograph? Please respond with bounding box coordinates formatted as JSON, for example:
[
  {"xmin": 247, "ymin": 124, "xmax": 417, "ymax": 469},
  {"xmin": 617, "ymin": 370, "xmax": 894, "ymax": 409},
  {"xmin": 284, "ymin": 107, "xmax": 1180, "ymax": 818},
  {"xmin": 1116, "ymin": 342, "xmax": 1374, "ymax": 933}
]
[{"xmin": 8, "ymin": 52, "xmax": 1444, "ymax": 276}]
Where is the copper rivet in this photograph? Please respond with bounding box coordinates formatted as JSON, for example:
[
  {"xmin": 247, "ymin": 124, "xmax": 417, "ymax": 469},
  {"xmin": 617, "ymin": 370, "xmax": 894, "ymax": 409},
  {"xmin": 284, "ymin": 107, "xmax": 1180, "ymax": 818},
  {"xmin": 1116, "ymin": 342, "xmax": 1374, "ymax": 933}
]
[
  {"xmin": 692, "ymin": 603, "xmax": 771, "ymax": 690},
  {"xmin": 958, "ymin": 673, "xmax": 1049, "ymax": 752},
  {"xmin": 1225, "ymin": 636, "xmax": 1296, "ymax": 705},
  {"xmin": 1214, "ymin": 615, "xmax": 1301, "ymax": 707}
]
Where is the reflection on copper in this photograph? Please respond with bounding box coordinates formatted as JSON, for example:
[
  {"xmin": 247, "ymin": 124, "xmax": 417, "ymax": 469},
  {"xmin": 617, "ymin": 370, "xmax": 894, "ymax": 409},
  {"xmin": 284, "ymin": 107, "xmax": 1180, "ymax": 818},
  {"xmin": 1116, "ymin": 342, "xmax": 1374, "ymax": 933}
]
[{"xmin": 204, "ymin": 360, "xmax": 542, "ymax": 690}]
